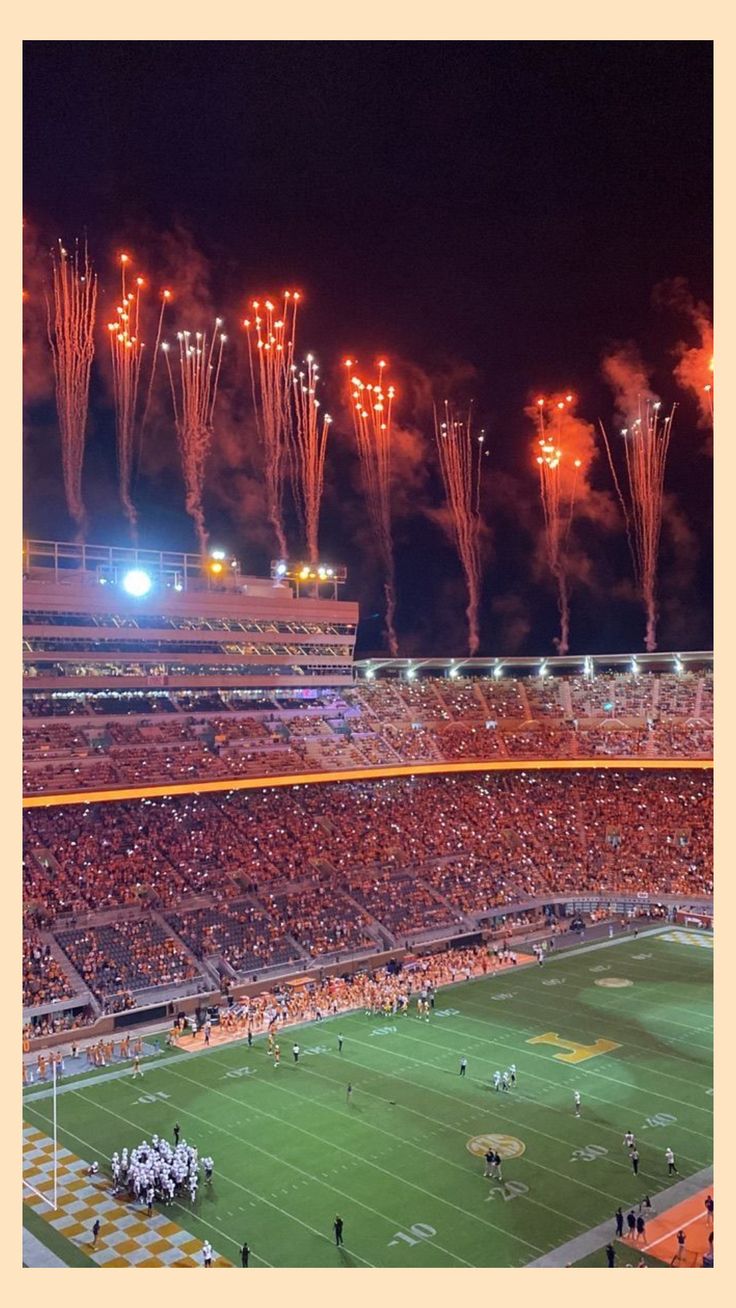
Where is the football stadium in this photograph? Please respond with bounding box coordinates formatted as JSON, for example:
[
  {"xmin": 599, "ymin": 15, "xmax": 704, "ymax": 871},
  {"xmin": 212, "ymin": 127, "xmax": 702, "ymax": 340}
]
[
  {"xmin": 22, "ymin": 540, "xmax": 713, "ymax": 1268},
  {"xmin": 22, "ymin": 40, "xmax": 713, "ymax": 1273}
]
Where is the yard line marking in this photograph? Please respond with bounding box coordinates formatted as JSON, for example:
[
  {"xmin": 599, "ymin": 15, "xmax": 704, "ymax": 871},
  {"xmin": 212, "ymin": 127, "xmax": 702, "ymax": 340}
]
[
  {"xmin": 458, "ymin": 975, "xmax": 713, "ymax": 1065},
  {"xmin": 394, "ymin": 1017, "xmax": 712, "ymax": 1152},
  {"xmin": 26, "ymin": 1097, "xmax": 367, "ymax": 1267},
  {"xmin": 22, "ymin": 1107, "xmax": 274, "ymax": 1266},
  {"xmin": 159, "ymin": 1063, "xmax": 536, "ymax": 1260},
  {"xmin": 227, "ymin": 1041, "xmax": 636, "ymax": 1208},
  {"xmin": 451, "ymin": 1001, "xmax": 713, "ymax": 1115},
  {"xmin": 202, "ymin": 1047, "xmax": 587, "ymax": 1233},
  {"xmin": 329, "ymin": 1032, "xmax": 708, "ymax": 1185},
  {"xmin": 66, "ymin": 1086, "xmax": 471, "ymax": 1266}
]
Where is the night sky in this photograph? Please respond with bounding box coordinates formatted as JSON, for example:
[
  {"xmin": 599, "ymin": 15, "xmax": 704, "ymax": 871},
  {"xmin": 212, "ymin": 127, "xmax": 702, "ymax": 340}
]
[{"xmin": 23, "ymin": 40, "xmax": 713, "ymax": 656}]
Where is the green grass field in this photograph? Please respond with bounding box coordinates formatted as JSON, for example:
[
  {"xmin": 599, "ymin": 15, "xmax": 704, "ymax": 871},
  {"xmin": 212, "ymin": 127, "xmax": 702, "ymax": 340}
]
[{"xmin": 23, "ymin": 929, "xmax": 713, "ymax": 1267}]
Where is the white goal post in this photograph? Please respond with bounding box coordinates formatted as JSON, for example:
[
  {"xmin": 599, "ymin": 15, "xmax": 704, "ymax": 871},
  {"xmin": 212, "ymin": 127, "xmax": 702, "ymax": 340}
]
[{"xmin": 22, "ymin": 1059, "xmax": 58, "ymax": 1211}]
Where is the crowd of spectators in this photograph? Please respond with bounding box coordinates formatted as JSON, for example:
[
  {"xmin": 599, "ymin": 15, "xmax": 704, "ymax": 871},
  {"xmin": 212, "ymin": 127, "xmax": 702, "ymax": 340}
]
[
  {"xmin": 23, "ymin": 671, "xmax": 713, "ymax": 794},
  {"xmin": 167, "ymin": 901, "xmax": 301, "ymax": 974},
  {"xmin": 22, "ymin": 766, "xmax": 712, "ymax": 1010},
  {"xmin": 55, "ymin": 918, "xmax": 199, "ymax": 1005},
  {"xmin": 262, "ymin": 885, "xmax": 377, "ymax": 957},
  {"xmin": 23, "ymin": 932, "xmax": 76, "ymax": 1006}
]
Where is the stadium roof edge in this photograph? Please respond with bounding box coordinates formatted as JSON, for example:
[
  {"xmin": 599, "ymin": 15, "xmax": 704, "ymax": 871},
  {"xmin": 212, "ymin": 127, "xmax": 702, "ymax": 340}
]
[{"xmin": 354, "ymin": 651, "xmax": 713, "ymax": 673}]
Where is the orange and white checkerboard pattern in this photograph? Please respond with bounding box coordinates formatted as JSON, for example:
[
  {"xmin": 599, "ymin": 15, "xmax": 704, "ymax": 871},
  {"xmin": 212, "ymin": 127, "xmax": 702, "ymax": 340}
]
[{"xmin": 23, "ymin": 1123, "xmax": 230, "ymax": 1267}]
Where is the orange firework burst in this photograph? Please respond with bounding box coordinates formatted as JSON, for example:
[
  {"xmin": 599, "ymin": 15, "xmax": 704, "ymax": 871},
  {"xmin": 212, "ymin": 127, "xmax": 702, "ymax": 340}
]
[
  {"xmin": 244, "ymin": 293, "xmax": 300, "ymax": 559},
  {"xmin": 46, "ymin": 239, "xmax": 98, "ymax": 539},
  {"xmin": 533, "ymin": 394, "xmax": 582, "ymax": 655},
  {"xmin": 599, "ymin": 398, "xmax": 675, "ymax": 653},
  {"xmin": 434, "ymin": 401, "xmax": 484, "ymax": 655},
  {"xmin": 345, "ymin": 357, "xmax": 398, "ymax": 655},
  {"xmin": 290, "ymin": 354, "xmax": 331, "ymax": 563},
  {"xmin": 162, "ymin": 320, "xmax": 226, "ymax": 554}
]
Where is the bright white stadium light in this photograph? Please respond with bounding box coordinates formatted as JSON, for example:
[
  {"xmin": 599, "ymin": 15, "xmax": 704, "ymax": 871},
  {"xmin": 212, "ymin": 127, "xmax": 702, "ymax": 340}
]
[
  {"xmin": 210, "ymin": 549, "xmax": 226, "ymax": 561},
  {"xmin": 122, "ymin": 568, "xmax": 153, "ymax": 598}
]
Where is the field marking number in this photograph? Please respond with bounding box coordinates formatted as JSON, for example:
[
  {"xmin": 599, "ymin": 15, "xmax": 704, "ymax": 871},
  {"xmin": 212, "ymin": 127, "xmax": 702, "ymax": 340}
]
[
  {"xmin": 388, "ymin": 1222, "xmax": 437, "ymax": 1248},
  {"xmin": 135, "ymin": 1090, "xmax": 171, "ymax": 1105},
  {"xmin": 485, "ymin": 1181, "xmax": 529, "ymax": 1203},
  {"xmin": 571, "ymin": 1144, "xmax": 608, "ymax": 1163}
]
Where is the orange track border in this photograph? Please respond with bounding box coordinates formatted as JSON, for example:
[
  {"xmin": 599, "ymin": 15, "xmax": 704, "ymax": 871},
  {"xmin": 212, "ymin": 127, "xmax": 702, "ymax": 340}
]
[
  {"xmin": 22, "ymin": 755, "xmax": 712, "ymax": 809},
  {"xmin": 622, "ymin": 1186, "xmax": 713, "ymax": 1265}
]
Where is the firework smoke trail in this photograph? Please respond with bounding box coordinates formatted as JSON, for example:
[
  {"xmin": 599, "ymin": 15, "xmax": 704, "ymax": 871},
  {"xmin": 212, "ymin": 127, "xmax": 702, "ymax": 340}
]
[
  {"xmin": 290, "ymin": 354, "xmax": 332, "ymax": 563},
  {"xmin": 244, "ymin": 293, "xmax": 300, "ymax": 559},
  {"xmin": 163, "ymin": 320, "xmax": 226, "ymax": 554},
  {"xmin": 345, "ymin": 358, "xmax": 399, "ymax": 655},
  {"xmin": 655, "ymin": 279, "xmax": 713, "ymax": 427},
  {"xmin": 107, "ymin": 255, "xmax": 148, "ymax": 538},
  {"xmin": 534, "ymin": 395, "xmax": 582, "ymax": 655},
  {"xmin": 434, "ymin": 401, "xmax": 484, "ymax": 655},
  {"xmin": 599, "ymin": 398, "xmax": 676, "ymax": 653},
  {"xmin": 46, "ymin": 239, "xmax": 97, "ymax": 539}
]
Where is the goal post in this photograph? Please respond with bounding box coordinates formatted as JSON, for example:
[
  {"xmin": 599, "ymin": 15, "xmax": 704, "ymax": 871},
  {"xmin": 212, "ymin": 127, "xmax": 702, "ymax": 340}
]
[{"xmin": 22, "ymin": 1058, "xmax": 58, "ymax": 1211}]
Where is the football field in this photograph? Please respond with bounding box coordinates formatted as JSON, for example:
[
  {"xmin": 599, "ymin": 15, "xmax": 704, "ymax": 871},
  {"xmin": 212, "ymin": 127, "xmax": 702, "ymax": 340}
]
[{"xmin": 23, "ymin": 928, "xmax": 713, "ymax": 1268}]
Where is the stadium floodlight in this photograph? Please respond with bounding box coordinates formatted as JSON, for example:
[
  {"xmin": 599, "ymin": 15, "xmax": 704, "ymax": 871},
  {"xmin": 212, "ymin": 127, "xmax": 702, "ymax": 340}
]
[
  {"xmin": 406, "ymin": 665, "xmax": 416, "ymax": 680},
  {"xmin": 210, "ymin": 549, "xmax": 226, "ymax": 561},
  {"xmin": 539, "ymin": 661, "xmax": 548, "ymax": 678},
  {"xmin": 275, "ymin": 561, "xmax": 287, "ymax": 577},
  {"xmin": 122, "ymin": 568, "xmax": 153, "ymax": 598}
]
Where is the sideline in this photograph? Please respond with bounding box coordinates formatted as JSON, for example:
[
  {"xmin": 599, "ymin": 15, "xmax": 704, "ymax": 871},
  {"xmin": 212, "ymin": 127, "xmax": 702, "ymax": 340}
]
[
  {"xmin": 526, "ymin": 1167, "xmax": 713, "ymax": 1267},
  {"xmin": 23, "ymin": 926, "xmax": 689, "ymax": 1104}
]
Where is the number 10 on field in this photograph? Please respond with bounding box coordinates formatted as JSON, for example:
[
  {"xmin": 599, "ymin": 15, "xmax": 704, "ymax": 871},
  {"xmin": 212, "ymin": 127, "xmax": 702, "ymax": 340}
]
[{"xmin": 389, "ymin": 1223, "xmax": 437, "ymax": 1247}]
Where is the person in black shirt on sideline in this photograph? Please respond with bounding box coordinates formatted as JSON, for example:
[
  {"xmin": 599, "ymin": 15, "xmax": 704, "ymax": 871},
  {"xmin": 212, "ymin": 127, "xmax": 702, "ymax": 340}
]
[{"xmin": 334, "ymin": 1215, "xmax": 344, "ymax": 1246}]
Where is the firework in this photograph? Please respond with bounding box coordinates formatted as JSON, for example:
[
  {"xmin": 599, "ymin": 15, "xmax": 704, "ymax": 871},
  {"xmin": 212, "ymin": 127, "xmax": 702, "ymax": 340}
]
[
  {"xmin": 107, "ymin": 255, "xmax": 146, "ymax": 537},
  {"xmin": 140, "ymin": 287, "xmax": 172, "ymax": 436},
  {"xmin": 533, "ymin": 395, "xmax": 582, "ymax": 655},
  {"xmin": 703, "ymin": 357, "xmax": 714, "ymax": 422},
  {"xmin": 345, "ymin": 358, "xmax": 398, "ymax": 655},
  {"xmin": 599, "ymin": 398, "xmax": 676, "ymax": 653},
  {"xmin": 46, "ymin": 239, "xmax": 98, "ymax": 538},
  {"xmin": 163, "ymin": 321, "xmax": 226, "ymax": 554},
  {"xmin": 290, "ymin": 354, "xmax": 332, "ymax": 563},
  {"xmin": 434, "ymin": 401, "xmax": 484, "ymax": 655},
  {"xmin": 244, "ymin": 293, "xmax": 300, "ymax": 558}
]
